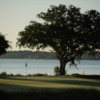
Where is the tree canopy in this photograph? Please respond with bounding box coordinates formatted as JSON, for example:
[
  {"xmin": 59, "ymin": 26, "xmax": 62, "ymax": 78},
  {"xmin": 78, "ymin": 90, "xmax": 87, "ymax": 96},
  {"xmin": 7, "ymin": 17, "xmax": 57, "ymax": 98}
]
[
  {"xmin": 0, "ymin": 33, "xmax": 10, "ymax": 55},
  {"xmin": 17, "ymin": 4, "xmax": 100, "ymax": 75}
]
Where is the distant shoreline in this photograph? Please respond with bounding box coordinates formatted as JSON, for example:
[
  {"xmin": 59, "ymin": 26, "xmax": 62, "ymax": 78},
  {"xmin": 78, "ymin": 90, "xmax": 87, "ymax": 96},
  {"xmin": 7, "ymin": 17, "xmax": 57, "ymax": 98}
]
[{"xmin": 0, "ymin": 50, "xmax": 100, "ymax": 60}]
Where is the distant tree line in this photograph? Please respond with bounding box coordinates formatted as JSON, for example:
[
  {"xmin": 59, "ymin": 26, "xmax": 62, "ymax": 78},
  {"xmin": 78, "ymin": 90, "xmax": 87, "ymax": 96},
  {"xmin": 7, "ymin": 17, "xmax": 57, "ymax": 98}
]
[
  {"xmin": 0, "ymin": 50, "xmax": 100, "ymax": 60},
  {"xmin": 0, "ymin": 51, "xmax": 57, "ymax": 59}
]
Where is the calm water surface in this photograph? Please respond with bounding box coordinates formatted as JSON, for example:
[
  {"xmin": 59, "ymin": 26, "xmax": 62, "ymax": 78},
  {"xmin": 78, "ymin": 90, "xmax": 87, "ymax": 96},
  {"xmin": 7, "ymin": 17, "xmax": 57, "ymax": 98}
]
[{"xmin": 0, "ymin": 59, "xmax": 100, "ymax": 75}]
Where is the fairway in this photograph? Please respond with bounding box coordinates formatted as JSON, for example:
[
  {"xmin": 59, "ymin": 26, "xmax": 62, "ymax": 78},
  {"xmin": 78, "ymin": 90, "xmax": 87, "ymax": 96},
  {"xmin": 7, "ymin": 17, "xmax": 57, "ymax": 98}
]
[{"xmin": 0, "ymin": 76, "xmax": 100, "ymax": 92}]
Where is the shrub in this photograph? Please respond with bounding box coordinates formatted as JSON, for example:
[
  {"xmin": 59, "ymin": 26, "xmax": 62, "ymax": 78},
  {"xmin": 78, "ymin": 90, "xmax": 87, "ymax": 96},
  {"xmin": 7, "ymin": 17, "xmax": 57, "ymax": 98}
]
[
  {"xmin": 33, "ymin": 73, "xmax": 48, "ymax": 76},
  {"xmin": 54, "ymin": 66, "xmax": 60, "ymax": 76}
]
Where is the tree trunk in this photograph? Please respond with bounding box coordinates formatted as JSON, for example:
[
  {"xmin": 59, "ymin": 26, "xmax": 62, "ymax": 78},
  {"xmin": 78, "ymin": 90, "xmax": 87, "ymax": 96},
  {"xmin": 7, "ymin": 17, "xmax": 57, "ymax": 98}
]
[{"xmin": 59, "ymin": 59, "xmax": 66, "ymax": 75}]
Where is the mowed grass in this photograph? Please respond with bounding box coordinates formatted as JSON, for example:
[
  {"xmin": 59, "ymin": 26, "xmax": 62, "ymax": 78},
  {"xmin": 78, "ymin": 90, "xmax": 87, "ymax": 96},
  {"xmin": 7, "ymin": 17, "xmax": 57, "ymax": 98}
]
[
  {"xmin": 0, "ymin": 76, "xmax": 100, "ymax": 100},
  {"xmin": 0, "ymin": 76, "xmax": 100, "ymax": 92}
]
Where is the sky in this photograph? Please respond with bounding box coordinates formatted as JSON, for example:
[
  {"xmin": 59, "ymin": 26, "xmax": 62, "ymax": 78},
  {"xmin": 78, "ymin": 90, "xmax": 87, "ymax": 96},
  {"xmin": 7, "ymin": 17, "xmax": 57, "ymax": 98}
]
[{"xmin": 0, "ymin": 0, "xmax": 100, "ymax": 51}]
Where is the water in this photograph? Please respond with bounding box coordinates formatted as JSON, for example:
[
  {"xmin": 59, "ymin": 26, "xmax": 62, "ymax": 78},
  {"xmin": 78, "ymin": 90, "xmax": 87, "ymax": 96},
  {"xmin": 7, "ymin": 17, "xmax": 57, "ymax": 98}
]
[{"xmin": 0, "ymin": 59, "xmax": 100, "ymax": 75}]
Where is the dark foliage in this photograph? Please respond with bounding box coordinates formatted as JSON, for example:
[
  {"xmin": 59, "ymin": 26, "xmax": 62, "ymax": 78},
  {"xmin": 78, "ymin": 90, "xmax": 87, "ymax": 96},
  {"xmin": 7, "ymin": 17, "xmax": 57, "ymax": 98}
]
[{"xmin": 0, "ymin": 33, "xmax": 10, "ymax": 55}]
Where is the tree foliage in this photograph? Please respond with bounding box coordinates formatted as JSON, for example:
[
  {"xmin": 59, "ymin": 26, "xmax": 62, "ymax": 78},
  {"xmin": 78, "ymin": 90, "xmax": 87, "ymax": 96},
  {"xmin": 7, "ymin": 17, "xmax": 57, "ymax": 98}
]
[
  {"xmin": 17, "ymin": 4, "xmax": 100, "ymax": 75},
  {"xmin": 0, "ymin": 33, "xmax": 10, "ymax": 55}
]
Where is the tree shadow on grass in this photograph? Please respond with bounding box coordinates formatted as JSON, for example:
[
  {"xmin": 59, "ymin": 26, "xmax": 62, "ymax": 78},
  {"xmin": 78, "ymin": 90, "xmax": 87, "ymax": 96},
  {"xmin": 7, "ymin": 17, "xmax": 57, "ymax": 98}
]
[
  {"xmin": 0, "ymin": 79, "xmax": 100, "ymax": 100},
  {"xmin": 1, "ymin": 76, "xmax": 100, "ymax": 88},
  {"xmin": 0, "ymin": 83, "xmax": 34, "ymax": 92},
  {"xmin": 13, "ymin": 77, "xmax": 100, "ymax": 87},
  {"xmin": 44, "ymin": 80, "xmax": 100, "ymax": 87},
  {"xmin": 0, "ymin": 84, "xmax": 100, "ymax": 100}
]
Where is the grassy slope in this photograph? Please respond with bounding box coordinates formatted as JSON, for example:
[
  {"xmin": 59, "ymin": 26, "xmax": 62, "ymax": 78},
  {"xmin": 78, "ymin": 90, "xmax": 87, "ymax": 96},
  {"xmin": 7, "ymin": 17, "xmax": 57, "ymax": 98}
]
[{"xmin": 0, "ymin": 76, "xmax": 100, "ymax": 92}]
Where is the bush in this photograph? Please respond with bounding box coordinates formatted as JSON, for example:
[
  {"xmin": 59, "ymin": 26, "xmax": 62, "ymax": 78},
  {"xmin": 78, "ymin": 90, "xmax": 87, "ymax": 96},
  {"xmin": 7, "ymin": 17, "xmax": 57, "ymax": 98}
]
[
  {"xmin": 33, "ymin": 73, "xmax": 48, "ymax": 76},
  {"xmin": 54, "ymin": 66, "xmax": 60, "ymax": 76}
]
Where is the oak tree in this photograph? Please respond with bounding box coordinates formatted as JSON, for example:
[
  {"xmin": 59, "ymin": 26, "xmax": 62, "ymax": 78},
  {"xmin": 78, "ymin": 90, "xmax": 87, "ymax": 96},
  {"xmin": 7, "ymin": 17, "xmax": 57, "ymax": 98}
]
[{"xmin": 17, "ymin": 5, "xmax": 100, "ymax": 75}]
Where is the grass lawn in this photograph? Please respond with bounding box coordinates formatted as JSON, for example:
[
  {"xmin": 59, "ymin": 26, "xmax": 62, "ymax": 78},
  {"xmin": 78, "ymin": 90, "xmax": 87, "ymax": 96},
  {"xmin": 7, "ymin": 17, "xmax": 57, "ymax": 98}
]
[
  {"xmin": 0, "ymin": 76, "xmax": 100, "ymax": 92},
  {"xmin": 0, "ymin": 76, "xmax": 100, "ymax": 100}
]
